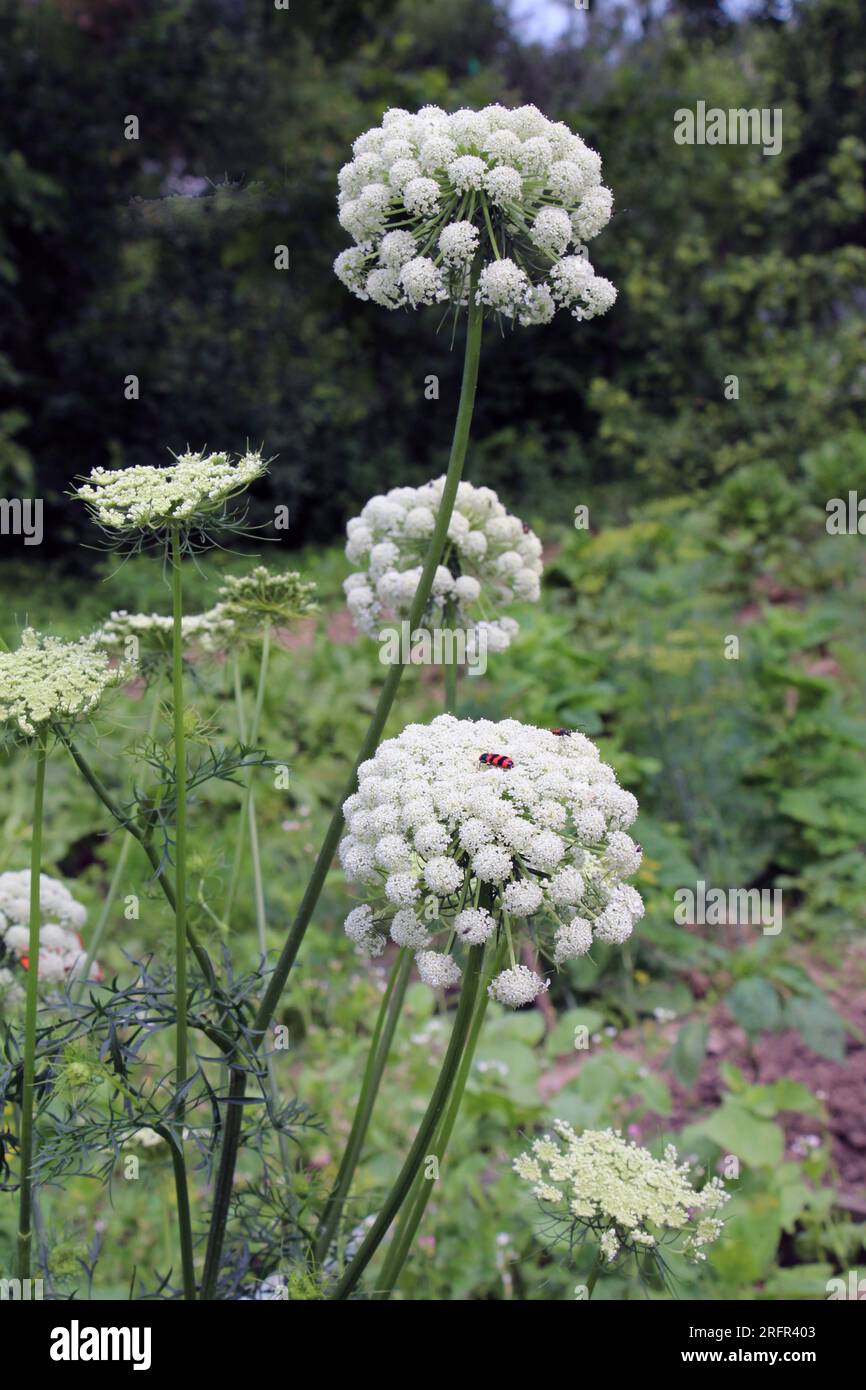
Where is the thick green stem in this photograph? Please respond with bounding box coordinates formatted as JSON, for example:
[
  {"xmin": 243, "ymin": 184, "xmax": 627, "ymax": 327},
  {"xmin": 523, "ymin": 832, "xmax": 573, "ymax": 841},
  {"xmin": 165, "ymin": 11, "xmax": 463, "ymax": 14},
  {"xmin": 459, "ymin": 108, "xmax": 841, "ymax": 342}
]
[
  {"xmin": 255, "ymin": 276, "xmax": 482, "ymax": 1041},
  {"xmin": 330, "ymin": 942, "xmax": 486, "ymax": 1300},
  {"xmin": 17, "ymin": 731, "xmax": 47, "ymax": 1282},
  {"xmin": 200, "ymin": 1063, "xmax": 246, "ymax": 1300},
  {"xmin": 376, "ymin": 934, "xmax": 505, "ymax": 1297},
  {"xmin": 201, "ymin": 276, "xmax": 484, "ymax": 1295},
  {"xmin": 314, "ymin": 948, "xmax": 413, "ymax": 1265}
]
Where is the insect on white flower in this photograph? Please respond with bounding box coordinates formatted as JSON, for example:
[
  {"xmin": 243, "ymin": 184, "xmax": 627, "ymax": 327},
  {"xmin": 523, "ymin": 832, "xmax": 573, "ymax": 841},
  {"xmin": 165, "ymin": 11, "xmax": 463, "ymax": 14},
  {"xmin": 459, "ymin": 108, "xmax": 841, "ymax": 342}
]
[{"xmin": 339, "ymin": 715, "xmax": 643, "ymax": 1004}]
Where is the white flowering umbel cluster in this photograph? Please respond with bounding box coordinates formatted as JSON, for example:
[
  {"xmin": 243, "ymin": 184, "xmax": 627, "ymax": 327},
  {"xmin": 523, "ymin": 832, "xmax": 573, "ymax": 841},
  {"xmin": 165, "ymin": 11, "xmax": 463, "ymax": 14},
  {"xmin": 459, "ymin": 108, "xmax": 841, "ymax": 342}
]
[
  {"xmin": 95, "ymin": 607, "xmax": 239, "ymax": 661},
  {"xmin": 73, "ymin": 449, "xmax": 267, "ymax": 537},
  {"xmin": 334, "ymin": 104, "xmax": 617, "ymax": 327},
  {"xmin": 0, "ymin": 629, "xmax": 129, "ymax": 739},
  {"xmin": 0, "ymin": 871, "xmax": 99, "ymax": 1008},
  {"xmin": 515, "ymin": 1123, "xmax": 729, "ymax": 1264},
  {"xmin": 344, "ymin": 479, "xmax": 542, "ymax": 655},
  {"xmin": 338, "ymin": 715, "xmax": 643, "ymax": 1006}
]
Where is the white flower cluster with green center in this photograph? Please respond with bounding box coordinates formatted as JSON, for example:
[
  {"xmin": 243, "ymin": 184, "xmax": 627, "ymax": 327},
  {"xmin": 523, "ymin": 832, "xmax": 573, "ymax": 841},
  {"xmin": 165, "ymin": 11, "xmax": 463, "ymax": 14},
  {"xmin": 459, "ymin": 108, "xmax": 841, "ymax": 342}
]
[
  {"xmin": 514, "ymin": 1122, "xmax": 729, "ymax": 1263},
  {"xmin": 0, "ymin": 629, "xmax": 129, "ymax": 738},
  {"xmin": 73, "ymin": 449, "xmax": 267, "ymax": 534},
  {"xmin": 334, "ymin": 104, "xmax": 617, "ymax": 327},
  {"xmin": 95, "ymin": 606, "xmax": 239, "ymax": 661},
  {"xmin": 0, "ymin": 870, "xmax": 99, "ymax": 1002},
  {"xmin": 344, "ymin": 479, "xmax": 543, "ymax": 655},
  {"xmin": 217, "ymin": 566, "xmax": 318, "ymax": 630},
  {"xmin": 338, "ymin": 715, "xmax": 643, "ymax": 1005}
]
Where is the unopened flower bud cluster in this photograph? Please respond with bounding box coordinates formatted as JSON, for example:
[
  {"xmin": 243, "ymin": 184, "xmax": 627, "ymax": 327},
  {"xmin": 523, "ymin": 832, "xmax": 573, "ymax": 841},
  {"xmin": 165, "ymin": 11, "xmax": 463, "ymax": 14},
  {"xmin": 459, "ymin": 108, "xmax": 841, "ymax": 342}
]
[
  {"xmin": 339, "ymin": 715, "xmax": 643, "ymax": 1006},
  {"xmin": 0, "ymin": 871, "xmax": 100, "ymax": 1006},
  {"xmin": 217, "ymin": 566, "xmax": 318, "ymax": 631},
  {"xmin": 514, "ymin": 1122, "xmax": 729, "ymax": 1263},
  {"xmin": 334, "ymin": 104, "xmax": 617, "ymax": 327},
  {"xmin": 344, "ymin": 479, "xmax": 543, "ymax": 656}
]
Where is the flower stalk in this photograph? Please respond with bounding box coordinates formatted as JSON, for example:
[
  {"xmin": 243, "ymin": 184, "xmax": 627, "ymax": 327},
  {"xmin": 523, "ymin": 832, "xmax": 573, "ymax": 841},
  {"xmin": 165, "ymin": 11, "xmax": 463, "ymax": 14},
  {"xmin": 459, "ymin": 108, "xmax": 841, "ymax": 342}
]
[
  {"xmin": 200, "ymin": 273, "xmax": 484, "ymax": 1297},
  {"xmin": 330, "ymin": 941, "xmax": 486, "ymax": 1299},
  {"xmin": 16, "ymin": 730, "xmax": 47, "ymax": 1281}
]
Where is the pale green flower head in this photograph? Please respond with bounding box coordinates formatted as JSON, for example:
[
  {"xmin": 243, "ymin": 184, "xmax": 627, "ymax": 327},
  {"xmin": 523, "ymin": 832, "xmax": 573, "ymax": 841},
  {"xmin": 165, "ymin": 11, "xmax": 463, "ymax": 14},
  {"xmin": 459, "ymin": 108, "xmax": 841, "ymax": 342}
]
[
  {"xmin": 514, "ymin": 1122, "xmax": 729, "ymax": 1267},
  {"xmin": 217, "ymin": 566, "xmax": 318, "ymax": 631},
  {"xmin": 73, "ymin": 448, "xmax": 268, "ymax": 550},
  {"xmin": 0, "ymin": 628, "xmax": 130, "ymax": 740}
]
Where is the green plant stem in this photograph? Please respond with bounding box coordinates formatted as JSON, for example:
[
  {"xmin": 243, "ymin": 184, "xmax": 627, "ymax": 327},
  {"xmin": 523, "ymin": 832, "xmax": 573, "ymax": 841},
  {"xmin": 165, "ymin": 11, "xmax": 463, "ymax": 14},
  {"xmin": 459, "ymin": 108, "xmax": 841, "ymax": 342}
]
[
  {"xmin": 377, "ymin": 941, "xmax": 503, "ymax": 1297},
  {"xmin": 170, "ymin": 527, "xmax": 189, "ymax": 1102},
  {"xmin": 315, "ymin": 618, "xmax": 461, "ymax": 1267},
  {"xmin": 55, "ymin": 729, "xmax": 221, "ymax": 999},
  {"xmin": 16, "ymin": 730, "xmax": 47, "ymax": 1282},
  {"xmin": 201, "ymin": 273, "xmax": 484, "ymax": 1299},
  {"xmin": 314, "ymin": 948, "xmax": 413, "ymax": 1265},
  {"xmin": 169, "ymin": 527, "xmax": 195, "ymax": 1301},
  {"xmin": 330, "ymin": 942, "xmax": 486, "ymax": 1301},
  {"xmin": 225, "ymin": 628, "xmax": 271, "ymax": 927},
  {"xmin": 228, "ymin": 630, "xmax": 293, "ymax": 1188},
  {"xmin": 74, "ymin": 678, "xmax": 164, "ymax": 1000}
]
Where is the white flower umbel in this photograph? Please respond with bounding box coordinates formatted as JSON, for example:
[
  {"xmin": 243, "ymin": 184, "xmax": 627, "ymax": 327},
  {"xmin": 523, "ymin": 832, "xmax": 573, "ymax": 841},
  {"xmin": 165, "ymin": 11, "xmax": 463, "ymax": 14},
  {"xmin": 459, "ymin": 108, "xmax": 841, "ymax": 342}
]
[
  {"xmin": 95, "ymin": 606, "xmax": 239, "ymax": 666},
  {"xmin": 334, "ymin": 105, "xmax": 617, "ymax": 328},
  {"xmin": 514, "ymin": 1123, "xmax": 729, "ymax": 1265},
  {"xmin": 73, "ymin": 448, "xmax": 267, "ymax": 548},
  {"xmin": 0, "ymin": 870, "xmax": 100, "ymax": 996},
  {"xmin": 339, "ymin": 715, "xmax": 643, "ymax": 1004},
  {"xmin": 0, "ymin": 629, "xmax": 129, "ymax": 739},
  {"xmin": 343, "ymin": 478, "xmax": 543, "ymax": 656}
]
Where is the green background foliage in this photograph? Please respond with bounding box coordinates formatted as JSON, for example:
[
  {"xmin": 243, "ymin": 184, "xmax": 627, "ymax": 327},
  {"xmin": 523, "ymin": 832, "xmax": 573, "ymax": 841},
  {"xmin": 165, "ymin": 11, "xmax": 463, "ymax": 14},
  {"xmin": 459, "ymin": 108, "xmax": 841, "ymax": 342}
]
[{"xmin": 0, "ymin": 0, "xmax": 864, "ymax": 1301}]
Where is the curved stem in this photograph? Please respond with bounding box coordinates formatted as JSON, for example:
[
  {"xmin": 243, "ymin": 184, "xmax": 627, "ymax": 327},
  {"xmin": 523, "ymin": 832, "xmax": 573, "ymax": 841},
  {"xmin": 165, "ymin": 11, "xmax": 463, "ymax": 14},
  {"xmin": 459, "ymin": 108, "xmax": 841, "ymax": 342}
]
[
  {"xmin": 17, "ymin": 731, "xmax": 47, "ymax": 1282},
  {"xmin": 314, "ymin": 948, "xmax": 413, "ymax": 1265},
  {"xmin": 204, "ymin": 275, "xmax": 484, "ymax": 1297},
  {"xmin": 254, "ymin": 273, "xmax": 482, "ymax": 1042},
  {"xmin": 330, "ymin": 942, "xmax": 486, "ymax": 1301}
]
